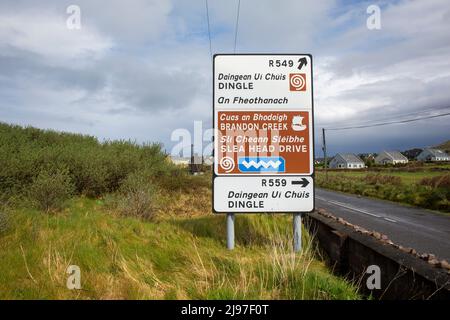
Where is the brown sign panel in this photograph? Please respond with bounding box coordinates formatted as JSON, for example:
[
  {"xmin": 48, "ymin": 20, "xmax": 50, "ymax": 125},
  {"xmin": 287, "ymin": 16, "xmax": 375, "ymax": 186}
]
[{"xmin": 217, "ymin": 110, "xmax": 311, "ymax": 175}]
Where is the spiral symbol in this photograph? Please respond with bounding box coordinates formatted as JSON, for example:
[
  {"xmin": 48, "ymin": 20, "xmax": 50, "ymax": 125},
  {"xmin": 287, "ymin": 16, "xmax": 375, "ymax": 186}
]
[
  {"xmin": 290, "ymin": 74, "xmax": 306, "ymax": 91},
  {"xmin": 220, "ymin": 156, "xmax": 235, "ymax": 173}
]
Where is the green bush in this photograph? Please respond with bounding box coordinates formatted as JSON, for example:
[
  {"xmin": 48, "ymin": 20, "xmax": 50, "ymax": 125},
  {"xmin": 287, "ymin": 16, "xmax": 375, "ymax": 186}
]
[
  {"xmin": 116, "ymin": 172, "xmax": 156, "ymax": 220},
  {"xmin": 28, "ymin": 168, "xmax": 75, "ymax": 212},
  {"xmin": 0, "ymin": 123, "xmax": 176, "ymax": 200}
]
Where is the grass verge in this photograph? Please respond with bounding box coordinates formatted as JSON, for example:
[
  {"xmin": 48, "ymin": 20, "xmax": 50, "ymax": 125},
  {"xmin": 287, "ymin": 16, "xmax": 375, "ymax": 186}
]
[
  {"xmin": 0, "ymin": 197, "xmax": 359, "ymax": 300},
  {"xmin": 316, "ymin": 170, "xmax": 449, "ymax": 212}
]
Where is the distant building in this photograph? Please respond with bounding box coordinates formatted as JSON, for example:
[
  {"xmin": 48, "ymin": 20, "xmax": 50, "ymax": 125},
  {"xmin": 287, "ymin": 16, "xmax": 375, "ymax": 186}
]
[
  {"xmin": 416, "ymin": 148, "xmax": 450, "ymax": 162},
  {"xmin": 329, "ymin": 153, "xmax": 365, "ymax": 169},
  {"xmin": 375, "ymin": 151, "xmax": 408, "ymax": 165}
]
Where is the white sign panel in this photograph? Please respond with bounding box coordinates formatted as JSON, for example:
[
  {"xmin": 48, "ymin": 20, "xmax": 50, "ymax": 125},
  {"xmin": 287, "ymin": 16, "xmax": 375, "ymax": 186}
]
[
  {"xmin": 214, "ymin": 176, "xmax": 314, "ymax": 213},
  {"xmin": 213, "ymin": 54, "xmax": 314, "ymax": 213},
  {"xmin": 214, "ymin": 55, "xmax": 312, "ymax": 110}
]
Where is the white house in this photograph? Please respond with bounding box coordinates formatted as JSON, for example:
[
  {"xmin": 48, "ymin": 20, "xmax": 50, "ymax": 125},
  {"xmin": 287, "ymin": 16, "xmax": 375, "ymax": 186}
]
[
  {"xmin": 417, "ymin": 148, "xmax": 450, "ymax": 162},
  {"xmin": 329, "ymin": 153, "xmax": 365, "ymax": 169},
  {"xmin": 375, "ymin": 151, "xmax": 408, "ymax": 165}
]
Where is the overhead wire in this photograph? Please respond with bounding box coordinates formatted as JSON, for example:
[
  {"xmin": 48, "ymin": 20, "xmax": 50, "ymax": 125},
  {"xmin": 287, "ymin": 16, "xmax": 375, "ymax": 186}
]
[
  {"xmin": 205, "ymin": 0, "xmax": 212, "ymax": 58},
  {"xmin": 205, "ymin": 0, "xmax": 241, "ymax": 55},
  {"xmin": 325, "ymin": 111, "xmax": 450, "ymax": 131},
  {"xmin": 318, "ymin": 106, "xmax": 450, "ymax": 128},
  {"xmin": 233, "ymin": 0, "xmax": 241, "ymax": 53}
]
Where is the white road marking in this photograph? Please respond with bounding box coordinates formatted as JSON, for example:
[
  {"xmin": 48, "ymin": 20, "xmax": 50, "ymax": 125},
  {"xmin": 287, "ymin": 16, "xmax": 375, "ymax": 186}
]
[{"xmin": 316, "ymin": 196, "xmax": 397, "ymax": 223}]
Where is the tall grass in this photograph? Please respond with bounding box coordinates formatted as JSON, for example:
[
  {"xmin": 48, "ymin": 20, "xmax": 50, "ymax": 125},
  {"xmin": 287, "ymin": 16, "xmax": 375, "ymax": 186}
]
[
  {"xmin": 183, "ymin": 215, "xmax": 358, "ymax": 300},
  {"xmin": 0, "ymin": 198, "xmax": 359, "ymax": 300}
]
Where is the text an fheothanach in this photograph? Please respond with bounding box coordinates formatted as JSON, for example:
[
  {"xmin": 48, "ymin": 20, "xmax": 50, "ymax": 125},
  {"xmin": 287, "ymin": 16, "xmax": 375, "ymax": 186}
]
[{"xmin": 217, "ymin": 96, "xmax": 289, "ymax": 104}]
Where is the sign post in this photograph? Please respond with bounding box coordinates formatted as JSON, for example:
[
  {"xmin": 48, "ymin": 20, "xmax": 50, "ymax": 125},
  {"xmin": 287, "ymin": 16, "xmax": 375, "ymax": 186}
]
[
  {"xmin": 293, "ymin": 213, "xmax": 302, "ymax": 252},
  {"xmin": 227, "ymin": 213, "xmax": 235, "ymax": 250},
  {"xmin": 213, "ymin": 54, "xmax": 314, "ymax": 251}
]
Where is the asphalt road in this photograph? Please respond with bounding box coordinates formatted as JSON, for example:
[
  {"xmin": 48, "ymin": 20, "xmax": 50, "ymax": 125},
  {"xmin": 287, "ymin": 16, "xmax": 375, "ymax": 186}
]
[{"xmin": 315, "ymin": 188, "xmax": 450, "ymax": 261}]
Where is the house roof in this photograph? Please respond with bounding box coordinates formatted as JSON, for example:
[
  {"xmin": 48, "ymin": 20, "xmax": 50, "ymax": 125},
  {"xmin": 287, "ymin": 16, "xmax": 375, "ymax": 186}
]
[
  {"xmin": 384, "ymin": 151, "xmax": 408, "ymax": 161},
  {"xmin": 424, "ymin": 148, "xmax": 449, "ymax": 157},
  {"xmin": 336, "ymin": 153, "xmax": 364, "ymax": 163}
]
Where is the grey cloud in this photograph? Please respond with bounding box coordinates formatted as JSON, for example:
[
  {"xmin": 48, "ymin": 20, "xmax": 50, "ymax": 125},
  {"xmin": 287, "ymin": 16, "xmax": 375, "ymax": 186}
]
[
  {"xmin": 106, "ymin": 58, "xmax": 204, "ymax": 113},
  {"xmin": 0, "ymin": 48, "xmax": 207, "ymax": 117},
  {"xmin": 0, "ymin": 50, "xmax": 106, "ymax": 93}
]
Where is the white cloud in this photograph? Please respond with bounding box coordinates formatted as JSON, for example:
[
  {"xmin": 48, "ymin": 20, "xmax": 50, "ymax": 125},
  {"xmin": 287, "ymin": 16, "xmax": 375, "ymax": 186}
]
[
  {"xmin": 77, "ymin": 0, "xmax": 173, "ymax": 43},
  {"xmin": 0, "ymin": 10, "xmax": 113, "ymax": 63}
]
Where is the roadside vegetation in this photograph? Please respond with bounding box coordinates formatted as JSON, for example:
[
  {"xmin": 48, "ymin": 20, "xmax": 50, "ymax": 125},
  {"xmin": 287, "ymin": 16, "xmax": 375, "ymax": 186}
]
[
  {"xmin": 316, "ymin": 164, "xmax": 450, "ymax": 212},
  {"xmin": 0, "ymin": 122, "xmax": 359, "ymax": 299}
]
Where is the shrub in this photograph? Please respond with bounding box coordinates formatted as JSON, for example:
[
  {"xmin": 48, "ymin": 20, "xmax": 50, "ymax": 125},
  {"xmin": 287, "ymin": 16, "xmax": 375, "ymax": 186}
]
[
  {"xmin": 363, "ymin": 174, "xmax": 402, "ymax": 186},
  {"xmin": 0, "ymin": 123, "xmax": 179, "ymax": 200},
  {"xmin": 28, "ymin": 168, "xmax": 74, "ymax": 212},
  {"xmin": 0, "ymin": 211, "xmax": 8, "ymax": 235},
  {"xmin": 117, "ymin": 172, "xmax": 155, "ymax": 220},
  {"xmin": 419, "ymin": 174, "xmax": 450, "ymax": 189}
]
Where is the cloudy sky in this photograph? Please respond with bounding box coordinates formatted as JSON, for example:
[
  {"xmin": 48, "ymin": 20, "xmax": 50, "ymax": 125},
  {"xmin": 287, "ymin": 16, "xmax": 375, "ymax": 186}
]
[{"xmin": 0, "ymin": 0, "xmax": 449, "ymax": 157}]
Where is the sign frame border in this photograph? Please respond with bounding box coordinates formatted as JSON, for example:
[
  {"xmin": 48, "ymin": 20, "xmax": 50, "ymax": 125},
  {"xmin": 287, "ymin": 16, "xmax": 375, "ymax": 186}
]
[{"xmin": 212, "ymin": 53, "xmax": 315, "ymax": 214}]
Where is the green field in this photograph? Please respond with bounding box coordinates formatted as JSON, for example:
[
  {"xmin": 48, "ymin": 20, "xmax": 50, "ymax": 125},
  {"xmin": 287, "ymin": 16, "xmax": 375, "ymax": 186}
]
[
  {"xmin": 320, "ymin": 169, "xmax": 444, "ymax": 184},
  {"xmin": 316, "ymin": 165, "xmax": 450, "ymax": 212}
]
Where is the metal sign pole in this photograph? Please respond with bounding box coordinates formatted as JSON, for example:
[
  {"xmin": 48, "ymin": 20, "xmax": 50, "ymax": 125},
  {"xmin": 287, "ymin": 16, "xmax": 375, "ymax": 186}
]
[
  {"xmin": 227, "ymin": 213, "xmax": 235, "ymax": 250},
  {"xmin": 293, "ymin": 213, "xmax": 302, "ymax": 252}
]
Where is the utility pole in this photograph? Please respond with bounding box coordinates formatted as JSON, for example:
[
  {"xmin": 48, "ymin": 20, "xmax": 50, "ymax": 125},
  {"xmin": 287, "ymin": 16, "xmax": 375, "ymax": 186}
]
[
  {"xmin": 190, "ymin": 143, "xmax": 194, "ymax": 174},
  {"xmin": 322, "ymin": 128, "xmax": 328, "ymax": 181}
]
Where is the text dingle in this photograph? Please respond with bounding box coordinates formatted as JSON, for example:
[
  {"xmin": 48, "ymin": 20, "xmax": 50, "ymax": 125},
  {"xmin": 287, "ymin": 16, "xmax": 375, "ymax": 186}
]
[{"xmin": 228, "ymin": 190, "xmax": 267, "ymax": 209}]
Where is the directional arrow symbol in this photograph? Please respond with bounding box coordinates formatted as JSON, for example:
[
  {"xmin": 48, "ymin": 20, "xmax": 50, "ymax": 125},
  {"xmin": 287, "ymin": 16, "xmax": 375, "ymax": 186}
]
[
  {"xmin": 291, "ymin": 178, "xmax": 309, "ymax": 187},
  {"xmin": 297, "ymin": 57, "xmax": 307, "ymax": 70}
]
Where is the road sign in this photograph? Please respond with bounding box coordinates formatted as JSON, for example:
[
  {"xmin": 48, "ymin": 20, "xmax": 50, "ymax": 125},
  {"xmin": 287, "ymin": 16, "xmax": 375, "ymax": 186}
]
[{"xmin": 213, "ymin": 54, "xmax": 314, "ymax": 213}]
